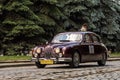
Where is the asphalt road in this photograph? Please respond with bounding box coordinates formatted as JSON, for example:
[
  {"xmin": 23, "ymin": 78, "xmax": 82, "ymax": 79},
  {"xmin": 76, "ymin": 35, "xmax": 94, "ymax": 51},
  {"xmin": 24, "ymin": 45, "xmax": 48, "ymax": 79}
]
[{"xmin": 0, "ymin": 61, "xmax": 120, "ymax": 80}]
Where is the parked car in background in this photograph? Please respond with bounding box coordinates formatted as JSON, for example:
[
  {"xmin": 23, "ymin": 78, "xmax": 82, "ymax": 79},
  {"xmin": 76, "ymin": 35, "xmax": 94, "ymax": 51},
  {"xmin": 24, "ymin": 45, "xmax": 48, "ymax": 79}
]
[{"xmin": 31, "ymin": 31, "xmax": 108, "ymax": 68}]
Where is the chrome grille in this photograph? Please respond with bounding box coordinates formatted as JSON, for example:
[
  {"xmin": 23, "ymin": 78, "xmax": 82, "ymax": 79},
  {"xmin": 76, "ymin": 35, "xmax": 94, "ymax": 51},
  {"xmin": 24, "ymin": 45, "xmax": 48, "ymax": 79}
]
[
  {"xmin": 45, "ymin": 52, "xmax": 52, "ymax": 59},
  {"xmin": 44, "ymin": 46, "xmax": 55, "ymax": 59}
]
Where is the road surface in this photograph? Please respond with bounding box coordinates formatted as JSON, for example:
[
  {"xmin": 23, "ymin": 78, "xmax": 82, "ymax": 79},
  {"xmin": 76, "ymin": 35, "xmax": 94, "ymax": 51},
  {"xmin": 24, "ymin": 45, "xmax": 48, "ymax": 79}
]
[{"xmin": 0, "ymin": 61, "xmax": 120, "ymax": 80}]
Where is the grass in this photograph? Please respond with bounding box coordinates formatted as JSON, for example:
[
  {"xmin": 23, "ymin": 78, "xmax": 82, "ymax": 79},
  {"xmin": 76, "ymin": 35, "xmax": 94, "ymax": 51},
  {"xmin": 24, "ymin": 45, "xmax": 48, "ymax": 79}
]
[
  {"xmin": 110, "ymin": 52, "xmax": 120, "ymax": 58},
  {"xmin": 0, "ymin": 56, "xmax": 31, "ymax": 61},
  {"xmin": 0, "ymin": 52, "xmax": 120, "ymax": 61}
]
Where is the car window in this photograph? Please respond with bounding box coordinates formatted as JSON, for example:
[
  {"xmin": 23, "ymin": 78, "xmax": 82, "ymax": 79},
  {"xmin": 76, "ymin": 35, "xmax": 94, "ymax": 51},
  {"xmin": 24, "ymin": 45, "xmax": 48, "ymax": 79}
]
[
  {"xmin": 92, "ymin": 35, "xmax": 100, "ymax": 43},
  {"xmin": 84, "ymin": 34, "xmax": 92, "ymax": 43}
]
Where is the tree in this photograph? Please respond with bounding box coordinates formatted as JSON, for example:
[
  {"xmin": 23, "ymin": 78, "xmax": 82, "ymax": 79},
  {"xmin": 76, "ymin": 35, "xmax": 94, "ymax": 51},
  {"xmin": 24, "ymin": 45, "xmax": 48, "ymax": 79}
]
[
  {"xmin": 0, "ymin": 0, "xmax": 68, "ymax": 55},
  {"xmin": 1, "ymin": 0, "xmax": 45, "ymax": 55},
  {"xmin": 0, "ymin": 0, "xmax": 120, "ymax": 55}
]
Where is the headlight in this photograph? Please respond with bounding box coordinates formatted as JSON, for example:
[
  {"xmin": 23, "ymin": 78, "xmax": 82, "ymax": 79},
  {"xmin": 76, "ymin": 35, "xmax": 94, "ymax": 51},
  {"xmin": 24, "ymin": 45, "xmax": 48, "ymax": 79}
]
[
  {"xmin": 54, "ymin": 48, "xmax": 60, "ymax": 53},
  {"xmin": 34, "ymin": 53, "xmax": 38, "ymax": 57},
  {"xmin": 36, "ymin": 48, "xmax": 42, "ymax": 54},
  {"xmin": 62, "ymin": 47, "xmax": 66, "ymax": 54},
  {"xmin": 59, "ymin": 53, "xmax": 63, "ymax": 57}
]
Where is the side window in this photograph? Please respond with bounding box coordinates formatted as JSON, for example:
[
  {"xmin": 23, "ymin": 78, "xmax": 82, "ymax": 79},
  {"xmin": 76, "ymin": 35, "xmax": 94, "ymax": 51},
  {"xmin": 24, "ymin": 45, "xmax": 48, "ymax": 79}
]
[
  {"xmin": 84, "ymin": 34, "xmax": 92, "ymax": 43},
  {"xmin": 92, "ymin": 35, "xmax": 100, "ymax": 43}
]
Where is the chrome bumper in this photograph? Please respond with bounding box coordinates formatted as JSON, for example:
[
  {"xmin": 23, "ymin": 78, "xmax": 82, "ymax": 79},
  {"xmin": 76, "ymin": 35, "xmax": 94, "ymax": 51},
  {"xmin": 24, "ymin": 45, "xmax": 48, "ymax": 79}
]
[{"xmin": 32, "ymin": 57, "xmax": 72, "ymax": 63}]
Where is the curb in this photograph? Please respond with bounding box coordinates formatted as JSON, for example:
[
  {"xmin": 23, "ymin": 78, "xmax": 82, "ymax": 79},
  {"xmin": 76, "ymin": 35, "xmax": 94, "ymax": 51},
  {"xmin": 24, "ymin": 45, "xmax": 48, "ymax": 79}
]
[
  {"xmin": 0, "ymin": 60, "xmax": 31, "ymax": 63},
  {"xmin": 107, "ymin": 58, "xmax": 120, "ymax": 61},
  {"xmin": 0, "ymin": 62, "xmax": 34, "ymax": 68},
  {"xmin": 0, "ymin": 60, "xmax": 34, "ymax": 68}
]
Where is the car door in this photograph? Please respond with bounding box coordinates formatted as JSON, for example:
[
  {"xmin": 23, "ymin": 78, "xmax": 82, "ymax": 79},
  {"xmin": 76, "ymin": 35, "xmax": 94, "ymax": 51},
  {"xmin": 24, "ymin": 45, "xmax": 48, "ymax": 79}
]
[
  {"xmin": 85, "ymin": 34, "xmax": 94, "ymax": 54},
  {"xmin": 80, "ymin": 34, "xmax": 91, "ymax": 54},
  {"xmin": 80, "ymin": 33, "xmax": 94, "ymax": 62},
  {"xmin": 91, "ymin": 34, "xmax": 102, "ymax": 55}
]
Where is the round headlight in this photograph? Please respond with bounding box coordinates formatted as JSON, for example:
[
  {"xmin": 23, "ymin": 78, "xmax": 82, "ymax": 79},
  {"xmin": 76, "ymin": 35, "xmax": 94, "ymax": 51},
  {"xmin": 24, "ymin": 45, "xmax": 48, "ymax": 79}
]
[
  {"xmin": 59, "ymin": 53, "xmax": 63, "ymax": 57},
  {"xmin": 36, "ymin": 48, "xmax": 41, "ymax": 53},
  {"xmin": 34, "ymin": 53, "xmax": 38, "ymax": 57},
  {"xmin": 55, "ymin": 48, "xmax": 60, "ymax": 53}
]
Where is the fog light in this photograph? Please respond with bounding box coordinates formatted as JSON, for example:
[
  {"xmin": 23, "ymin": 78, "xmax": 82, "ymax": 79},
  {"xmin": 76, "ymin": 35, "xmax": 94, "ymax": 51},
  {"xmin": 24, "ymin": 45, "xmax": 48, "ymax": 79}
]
[
  {"xmin": 59, "ymin": 53, "xmax": 63, "ymax": 57},
  {"xmin": 34, "ymin": 53, "xmax": 38, "ymax": 57}
]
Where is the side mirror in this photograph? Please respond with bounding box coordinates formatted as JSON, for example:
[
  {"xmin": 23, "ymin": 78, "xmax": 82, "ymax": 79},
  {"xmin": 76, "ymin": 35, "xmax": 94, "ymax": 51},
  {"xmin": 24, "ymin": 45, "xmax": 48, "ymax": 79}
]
[{"xmin": 100, "ymin": 40, "xmax": 102, "ymax": 43}]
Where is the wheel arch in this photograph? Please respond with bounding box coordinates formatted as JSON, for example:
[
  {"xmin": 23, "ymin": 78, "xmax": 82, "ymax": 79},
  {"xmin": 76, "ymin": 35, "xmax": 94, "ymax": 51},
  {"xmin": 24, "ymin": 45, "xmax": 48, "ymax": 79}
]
[
  {"xmin": 104, "ymin": 51, "xmax": 108, "ymax": 60},
  {"xmin": 74, "ymin": 49, "xmax": 82, "ymax": 62}
]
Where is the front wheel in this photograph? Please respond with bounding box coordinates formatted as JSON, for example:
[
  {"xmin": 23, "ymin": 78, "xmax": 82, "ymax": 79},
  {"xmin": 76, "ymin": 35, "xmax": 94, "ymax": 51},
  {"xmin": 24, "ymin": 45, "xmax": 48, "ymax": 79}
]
[
  {"xmin": 69, "ymin": 52, "xmax": 80, "ymax": 68},
  {"xmin": 35, "ymin": 62, "xmax": 46, "ymax": 68},
  {"xmin": 97, "ymin": 53, "xmax": 107, "ymax": 66}
]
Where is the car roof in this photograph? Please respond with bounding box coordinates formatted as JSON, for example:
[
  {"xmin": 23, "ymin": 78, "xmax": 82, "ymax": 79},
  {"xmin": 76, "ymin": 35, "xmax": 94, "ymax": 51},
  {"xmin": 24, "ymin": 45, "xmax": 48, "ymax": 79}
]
[
  {"xmin": 59, "ymin": 31, "xmax": 101, "ymax": 37},
  {"xmin": 60, "ymin": 31, "xmax": 95, "ymax": 34}
]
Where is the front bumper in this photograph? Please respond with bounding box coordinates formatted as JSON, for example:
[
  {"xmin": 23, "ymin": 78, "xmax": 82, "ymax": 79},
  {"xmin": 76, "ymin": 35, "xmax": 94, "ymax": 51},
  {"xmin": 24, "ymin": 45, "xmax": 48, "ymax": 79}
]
[{"xmin": 32, "ymin": 57, "xmax": 72, "ymax": 64}]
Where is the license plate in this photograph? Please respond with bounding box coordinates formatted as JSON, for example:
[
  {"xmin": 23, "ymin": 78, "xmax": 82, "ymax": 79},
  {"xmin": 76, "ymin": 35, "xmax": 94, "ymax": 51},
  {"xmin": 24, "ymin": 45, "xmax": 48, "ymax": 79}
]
[{"xmin": 40, "ymin": 60, "xmax": 53, "ymax": 64}]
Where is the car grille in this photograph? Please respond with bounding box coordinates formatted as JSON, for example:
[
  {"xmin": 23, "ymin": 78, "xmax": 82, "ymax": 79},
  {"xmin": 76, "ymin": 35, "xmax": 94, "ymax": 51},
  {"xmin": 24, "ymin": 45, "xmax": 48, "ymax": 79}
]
[
  {"xmin": 45, "ymin": 52, "xmax": 53, "ymax": 59},
  {"xmin": 43, "ymin": 46, "xmax": 56, "ymax": 59}
]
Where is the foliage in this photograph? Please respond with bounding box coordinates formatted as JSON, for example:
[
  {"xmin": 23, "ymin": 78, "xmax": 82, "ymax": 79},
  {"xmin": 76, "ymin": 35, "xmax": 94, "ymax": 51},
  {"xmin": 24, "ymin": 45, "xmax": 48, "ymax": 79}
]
[
  {"xmin": 0, "ymin": 0, "xmax": 120, "ymax": 55},
  {"xmin": 110, "ymin": 52, "xmax": 120, "ymax": 57}
]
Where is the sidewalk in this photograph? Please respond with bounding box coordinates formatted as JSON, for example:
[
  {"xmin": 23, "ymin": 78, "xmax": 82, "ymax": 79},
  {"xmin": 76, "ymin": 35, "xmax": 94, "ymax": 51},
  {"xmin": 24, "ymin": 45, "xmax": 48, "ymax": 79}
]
[
  {"xmin": 107, "ymin": 57, "xmax": 120, "ymax": 61},
  {"xmin": 0, "ymin": 60, "xmax": 35, "ymax": 68},
  {"xmin": 0, "ymin": 57, "xmax": 120, "ymax": 68},
  {"xmin": 0, "ymin": 62, "xmax": 34, "ymax": 68}
]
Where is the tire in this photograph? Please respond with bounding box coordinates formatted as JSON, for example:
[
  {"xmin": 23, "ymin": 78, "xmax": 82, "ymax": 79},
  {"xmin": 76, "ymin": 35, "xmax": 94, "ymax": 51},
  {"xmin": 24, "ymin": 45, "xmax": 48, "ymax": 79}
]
[
  {"xmin": 69, "ymin": 52, "xmax": 80, "ymax": 68},
  {"xmin": 35, "ymin": 62, "xmax": 46, "ymax": 68},
  {"xmin": 97, "ymin": 53, "xmax": 107, "ymax": 66}
]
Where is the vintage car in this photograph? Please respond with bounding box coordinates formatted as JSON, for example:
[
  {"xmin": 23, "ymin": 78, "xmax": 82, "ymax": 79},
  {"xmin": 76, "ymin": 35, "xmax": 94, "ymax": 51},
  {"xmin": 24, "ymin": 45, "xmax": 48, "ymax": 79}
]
[{"xmin": 32, "ymin": 31, "xmax": 108, "ymax": 68}]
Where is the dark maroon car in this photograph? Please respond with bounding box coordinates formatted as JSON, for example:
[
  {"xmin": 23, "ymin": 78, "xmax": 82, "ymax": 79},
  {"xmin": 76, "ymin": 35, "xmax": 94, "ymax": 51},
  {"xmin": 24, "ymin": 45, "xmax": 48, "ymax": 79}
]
[{"xmin": 32, "ymin": 31, "xmax": 108, "ymax": 68}]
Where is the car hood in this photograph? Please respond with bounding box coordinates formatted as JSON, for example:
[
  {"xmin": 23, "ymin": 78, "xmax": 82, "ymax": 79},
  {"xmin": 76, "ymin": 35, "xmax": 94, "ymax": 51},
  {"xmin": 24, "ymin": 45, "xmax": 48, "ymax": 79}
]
[{"xmin": 46, "ymin": 42, "xmax": 80, "ymax": 48}]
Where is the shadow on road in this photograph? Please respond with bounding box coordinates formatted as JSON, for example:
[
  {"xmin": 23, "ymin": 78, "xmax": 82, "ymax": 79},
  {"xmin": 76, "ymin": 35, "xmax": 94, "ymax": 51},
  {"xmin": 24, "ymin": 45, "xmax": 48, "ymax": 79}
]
[{"xmin": 43, "ymin": 64, "xmax": 110, "ymax": 69}]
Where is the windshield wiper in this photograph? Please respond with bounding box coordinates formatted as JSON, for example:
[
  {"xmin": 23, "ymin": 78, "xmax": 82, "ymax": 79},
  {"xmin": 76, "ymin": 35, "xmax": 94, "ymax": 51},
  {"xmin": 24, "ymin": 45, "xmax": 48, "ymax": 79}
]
[{"xmin": 59, "ymin": 40, "xmax": 70, "ymax": 42}]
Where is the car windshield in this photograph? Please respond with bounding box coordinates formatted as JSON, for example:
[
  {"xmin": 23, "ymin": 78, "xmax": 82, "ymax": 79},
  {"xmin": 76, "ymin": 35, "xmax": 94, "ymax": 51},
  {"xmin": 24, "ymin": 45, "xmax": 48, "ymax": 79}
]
[{"xmin": 52, "ymin": 33, "xmax": 82, "ymax": 43}]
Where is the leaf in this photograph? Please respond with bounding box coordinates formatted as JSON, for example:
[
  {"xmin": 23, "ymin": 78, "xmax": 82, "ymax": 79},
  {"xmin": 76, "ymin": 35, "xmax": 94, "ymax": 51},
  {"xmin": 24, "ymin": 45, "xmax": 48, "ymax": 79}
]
[
  {"xmin": 2, "ymin": 12, "xmax": 36, "ymax": 25},
  {"xmin": 49, "ymin": 6, "xmax": 67, "ymax": 20},
  {"xmin": 38, "ymin": 14, "xmax": 56, "ymax": 26},
  {"xmin": 10, "ymin": 25, "xmax": 45, "ymax": 37},
  {"xmin": 65, "ymin": 5, "xmax": 87, "ymax": 15},
  {"xmin": 84, "ymin": 0, "xmax": 100, "ymax": 7},
  {"xmin": 20, "ymin": 0, "xmax": 33, "ymax": 5},
  {"xmin": 41, "ymin": 0, "xmax": 58, "ymax": 4}
]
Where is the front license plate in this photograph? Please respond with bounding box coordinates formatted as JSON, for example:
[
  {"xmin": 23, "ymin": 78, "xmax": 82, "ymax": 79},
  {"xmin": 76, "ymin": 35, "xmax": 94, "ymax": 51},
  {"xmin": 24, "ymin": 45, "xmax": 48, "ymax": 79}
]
[{"xmin": 40, "ymin": 60, "xmax": 53, "ymax": 64}]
